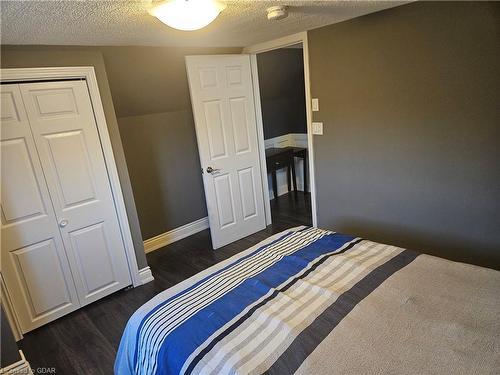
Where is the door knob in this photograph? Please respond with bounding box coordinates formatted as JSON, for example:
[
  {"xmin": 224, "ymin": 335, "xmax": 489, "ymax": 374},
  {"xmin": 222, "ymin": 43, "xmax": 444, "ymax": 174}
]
[
  {"xmin": 206, "ymin": 166, "xmax": 220, "ymax": 174},
  {"xmin": 59, "ymin": 219, "xmax": 68, "ymax": 228}
]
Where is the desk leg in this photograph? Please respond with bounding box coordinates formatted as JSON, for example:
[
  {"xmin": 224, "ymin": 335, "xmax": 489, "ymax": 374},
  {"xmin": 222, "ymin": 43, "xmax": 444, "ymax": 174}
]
[
  {"xmin": 303, "ymin": 153, "xmax": 308, "ymax": 193},
  {"xmin": 286, "ymin": 166, "xmax": 291, "ymax": 192},
  {"xmin": 272, "ymin": 171, "xmax": 278, "ymax": 201},
  {"xmin": 291, "ymin": 157, "xmax": 297, "ymax": 192}
]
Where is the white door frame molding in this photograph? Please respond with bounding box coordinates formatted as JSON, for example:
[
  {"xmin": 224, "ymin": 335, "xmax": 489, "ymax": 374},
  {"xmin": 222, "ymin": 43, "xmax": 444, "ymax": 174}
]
[
  {"xmin": 1, "ymin": 67, "xmax": 142, "ymax": 288},
  {"xmin": 243, "ymin": 32, "xmax": 318, "ymax": 227}
]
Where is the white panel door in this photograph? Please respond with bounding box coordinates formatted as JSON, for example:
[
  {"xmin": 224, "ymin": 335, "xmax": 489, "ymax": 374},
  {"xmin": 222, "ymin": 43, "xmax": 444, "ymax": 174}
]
[
  {"xmin": 1, "ymin": 84, "xmax": 80, "ymax": 332},
  {"xmin": 186, "ymin": 55, "xmax": 266, "ymax": 248},
  {"xmin": 19, "ymin": 80, "xmax": 131, "ymax": 306}
]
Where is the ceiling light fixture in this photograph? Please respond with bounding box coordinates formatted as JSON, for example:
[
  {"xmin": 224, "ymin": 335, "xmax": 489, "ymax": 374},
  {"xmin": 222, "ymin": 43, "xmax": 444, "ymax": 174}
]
[{"xmin": 150, "ymin": 0, "xmax": 226, "ymax": 31}]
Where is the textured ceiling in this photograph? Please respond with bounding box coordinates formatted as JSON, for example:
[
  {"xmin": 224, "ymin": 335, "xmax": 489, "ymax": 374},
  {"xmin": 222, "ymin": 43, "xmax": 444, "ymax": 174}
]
[{"xmin": 1, "ymin": 1, "xmax": 409, "ymax": 47}]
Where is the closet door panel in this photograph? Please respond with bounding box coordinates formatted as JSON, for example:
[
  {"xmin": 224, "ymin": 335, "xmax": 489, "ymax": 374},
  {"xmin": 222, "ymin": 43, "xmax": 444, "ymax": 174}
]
[
  {"xmin": 20, "ymin": 81, "xmax": 132, "ymax": 306},
  {"xmin": 68, "ymin": 222, "xmax": 119, "ymax": 298},
  {"xmin": 43, "ymin": 129, "xmax": 97, "ymax": 209},
  {"xmin": 10, "ymin": 239, "xmax": 75, "ymax": 318},
  {"xmin": 1, "ymin": 137, "xmax": 46, "ymax": 223},
  {"xmin": 1, "ymin": 84, "xmax": 80, "ymax": 333}
]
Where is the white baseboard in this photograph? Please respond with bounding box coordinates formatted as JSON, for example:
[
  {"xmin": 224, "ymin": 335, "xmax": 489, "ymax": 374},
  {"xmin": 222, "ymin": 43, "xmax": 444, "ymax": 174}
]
[
  {"xmin": 137, "ymin": 266, "xmax": 155, "ymax": 285},
  {"xmin": 0, "ymin": 350, "xmax": 33, "ymax": 374},
  {"xmin": 143, "ymin": 217, "xmax": 210, "ymax": 253}
]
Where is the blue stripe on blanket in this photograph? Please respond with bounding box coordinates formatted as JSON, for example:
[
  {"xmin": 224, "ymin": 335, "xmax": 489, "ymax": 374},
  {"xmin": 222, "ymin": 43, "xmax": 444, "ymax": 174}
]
[
  {"xmin": 134, "ymin": 229, "xmax": 356, "ymax": 375},
  {"xmin": 134, "ymin": 232, "xmax": 300, "ymax": 363},
  {"xmin": 133, "ymin": 228, "xmax": 302, "ymax": 366}
]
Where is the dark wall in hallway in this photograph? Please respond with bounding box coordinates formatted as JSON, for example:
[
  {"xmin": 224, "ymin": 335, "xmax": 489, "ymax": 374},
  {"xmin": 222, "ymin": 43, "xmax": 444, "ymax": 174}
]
[{"xmin": 257, "ymin": 48, "xmax": 307, "ymax": 139}]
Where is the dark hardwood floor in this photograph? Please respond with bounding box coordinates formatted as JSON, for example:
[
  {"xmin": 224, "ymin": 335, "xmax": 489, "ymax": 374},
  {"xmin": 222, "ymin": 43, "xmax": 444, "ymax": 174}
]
[{"xmin": 18, "ymin": 192, "xmax": 312, "ymax": 374}]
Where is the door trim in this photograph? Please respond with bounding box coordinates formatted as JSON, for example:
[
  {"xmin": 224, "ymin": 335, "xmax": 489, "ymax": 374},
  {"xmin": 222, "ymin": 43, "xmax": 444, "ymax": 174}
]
[
  {"xmin": 0, "ymin": 350, "xmax": 33, "ymax": 374},
  {"xmin": 1, "ymin": 67, "xmax": 142, "ymax": 288},
  {"xmin": 243, "ymin": 32, "xmax": 318, "ymax": 227}
]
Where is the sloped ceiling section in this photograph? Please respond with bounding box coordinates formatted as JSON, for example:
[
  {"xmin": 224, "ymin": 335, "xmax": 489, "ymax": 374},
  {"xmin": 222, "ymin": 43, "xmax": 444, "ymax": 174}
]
[{"xmin": 1, "ymin": 0, "xmax": 408, "ymax": 47}]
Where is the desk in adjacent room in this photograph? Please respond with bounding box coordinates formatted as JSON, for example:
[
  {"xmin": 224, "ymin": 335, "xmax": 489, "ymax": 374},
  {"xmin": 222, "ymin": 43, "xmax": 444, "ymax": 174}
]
[{"xmin": 265, "ymin": 146, "xmax": 307, "ymax": 199}]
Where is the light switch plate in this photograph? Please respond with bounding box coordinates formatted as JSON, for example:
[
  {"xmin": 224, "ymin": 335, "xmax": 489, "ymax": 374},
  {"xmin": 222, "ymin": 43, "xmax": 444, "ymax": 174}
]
[
  {"xmin": 312, "ymin": 98, "xmax": 319, "ymax": 112},
  {"xmin": 312, "ymin": 122, "xmax": 323, "ymax": 135}
]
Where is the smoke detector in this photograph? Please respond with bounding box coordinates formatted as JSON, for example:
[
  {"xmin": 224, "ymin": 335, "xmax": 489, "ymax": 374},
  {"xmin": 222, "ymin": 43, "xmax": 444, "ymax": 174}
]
[{"xmin": 267, "ymin": 5, "xmax": 288, "ymax": 21}]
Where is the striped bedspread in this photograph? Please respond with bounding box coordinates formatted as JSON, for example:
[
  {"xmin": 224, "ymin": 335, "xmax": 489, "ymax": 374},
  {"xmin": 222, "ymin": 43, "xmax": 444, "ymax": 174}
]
[{"xmin": 115, "ymin": 227, "xmax": 500, "ymax": 375}]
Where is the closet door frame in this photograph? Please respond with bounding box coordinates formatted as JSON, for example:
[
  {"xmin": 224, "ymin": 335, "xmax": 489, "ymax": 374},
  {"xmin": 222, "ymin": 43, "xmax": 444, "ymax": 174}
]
[{"xmin": 1, "ymin": 68, "xmax": 142, "ymax": 300}]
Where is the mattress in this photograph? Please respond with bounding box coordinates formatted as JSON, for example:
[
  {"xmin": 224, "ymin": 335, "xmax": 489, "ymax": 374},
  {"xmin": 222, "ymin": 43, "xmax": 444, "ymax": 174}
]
[{"xmin": 115, "ymin": 227, "xmax": 500, "ymax": 375}]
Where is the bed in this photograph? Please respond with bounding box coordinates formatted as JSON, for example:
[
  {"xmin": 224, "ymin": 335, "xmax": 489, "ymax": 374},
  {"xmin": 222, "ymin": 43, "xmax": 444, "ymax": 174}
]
[{"xmin": 115, "ymin": 227, "xmax": 500, "ymax": 375}]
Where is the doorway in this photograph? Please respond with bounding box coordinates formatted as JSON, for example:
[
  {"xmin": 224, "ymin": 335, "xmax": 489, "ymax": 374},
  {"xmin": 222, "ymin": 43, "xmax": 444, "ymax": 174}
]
[
  {"xmin": 185, "ymin": 33, "xmax": 317, "ymax": 250},
  {"xmin": 256, "ymin": 43, "xmax": 312, "ymax": 226},
  {"xmin": 245, "ymin": 32, "xmax": 317, "ymax": 228}
]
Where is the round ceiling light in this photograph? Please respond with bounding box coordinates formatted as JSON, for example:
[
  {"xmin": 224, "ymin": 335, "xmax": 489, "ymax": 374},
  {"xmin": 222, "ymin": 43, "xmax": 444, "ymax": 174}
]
[{"xmin": 150, "ymin": 0, "xmax": 226, "ymax": 31}]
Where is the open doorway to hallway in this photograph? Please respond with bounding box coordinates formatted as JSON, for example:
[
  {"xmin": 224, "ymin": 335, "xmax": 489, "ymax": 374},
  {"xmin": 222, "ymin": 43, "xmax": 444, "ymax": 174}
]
[{"xmin": 256, "ymin": 43, "xmax": 312, "ymax": 226}]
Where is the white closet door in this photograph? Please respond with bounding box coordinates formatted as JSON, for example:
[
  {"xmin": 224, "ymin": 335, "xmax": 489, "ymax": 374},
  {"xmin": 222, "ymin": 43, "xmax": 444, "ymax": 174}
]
[
  {"xmin": 19, "ymin": 80, "xmax": 131, "ymax": 306},
  {"xmin": 1, "ymin": 84, "xmax": 80, "ymax": 332}
]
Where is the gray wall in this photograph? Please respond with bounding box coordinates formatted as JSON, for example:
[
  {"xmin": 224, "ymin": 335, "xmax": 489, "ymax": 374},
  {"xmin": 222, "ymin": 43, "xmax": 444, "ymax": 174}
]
[
  {"xmin": 308, "ymin": 1, "xmax": 500, "ymax": 269},
  {"xmin": 0, "ymin": 46, "xmax": 148, "ymax": 269},
  {"xmin": 118, "ymin": 110, "xmax": 206, "ymax": 239},
  {"xmin": 257, "ymin": 48, "xmax": 307, "ymax": 139},
  {"xmin": 98, "ymin": 46, "xmax": 241, "ymax": 239}
]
